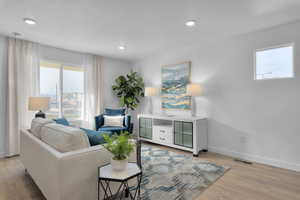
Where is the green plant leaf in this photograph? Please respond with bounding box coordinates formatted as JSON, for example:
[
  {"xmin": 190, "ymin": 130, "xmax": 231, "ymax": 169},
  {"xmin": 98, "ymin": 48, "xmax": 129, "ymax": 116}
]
[
  {"xmin": 103, "ymin": 132, "xmax": 135, "ymax": 160},
  {"xmin": 112, "ymin": 71, "xmax": 144, "ymax": 111},
  {"xmin": 127, "ymin": 97, "xmax": 133, "ymax": 103}
]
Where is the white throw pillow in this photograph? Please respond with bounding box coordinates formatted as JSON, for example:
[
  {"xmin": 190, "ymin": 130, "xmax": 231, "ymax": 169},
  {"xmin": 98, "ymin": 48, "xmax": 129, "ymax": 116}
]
[
  {"xmin": 30, "ymin": 118, "xmax": 55, "ymax": 139},
  {"xmin": 103, "ymin": 115, "xmax": 124, "ymax": 127},
  {"xmin": 40, "ymin": 123, "xmax": 90, "ymax": 153}
]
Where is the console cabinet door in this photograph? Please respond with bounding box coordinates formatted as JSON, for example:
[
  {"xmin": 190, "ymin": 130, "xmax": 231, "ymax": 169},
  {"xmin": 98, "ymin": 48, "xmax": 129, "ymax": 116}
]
[
  {"xmin": 139, "ymin": 118, "xmax": 152, "ymax": 139},
  {"xmin": 174, "ymin": 121, "xmax": 193, "ymax": 148},
  {"xmin": 174, "ymin": 121, "xmax": 183, "ymax": 146}
]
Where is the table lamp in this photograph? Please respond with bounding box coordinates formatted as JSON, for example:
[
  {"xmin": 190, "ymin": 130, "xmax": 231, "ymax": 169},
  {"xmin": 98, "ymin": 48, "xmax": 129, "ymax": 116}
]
[
  {"xmin": 28, "ymin": 97, "xmax": 50, "ymax": 118},
  {"xmin": 145, "ymin": 87, "xmax": 158, "ymax": 114},
  {"xmin": 186, "ymin": 84, "xmax": 203, "ymax": 116}
]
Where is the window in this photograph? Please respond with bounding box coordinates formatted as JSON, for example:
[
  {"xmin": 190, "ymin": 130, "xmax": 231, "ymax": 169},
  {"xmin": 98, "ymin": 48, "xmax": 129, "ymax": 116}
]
[
  {"xmin": 255, "ymin": 44, "xmax": 294, "ymax": 80},
  {"xmin": 40, "ymin": 62, "xmax": 60, "ymax": 119},
  {"xmin": 62, "ymin": 65, "xmax": 84, "ymax": 120},
  {"xmin": 40, "ymin": 61, "xmax": 84, "ymax": 121}
]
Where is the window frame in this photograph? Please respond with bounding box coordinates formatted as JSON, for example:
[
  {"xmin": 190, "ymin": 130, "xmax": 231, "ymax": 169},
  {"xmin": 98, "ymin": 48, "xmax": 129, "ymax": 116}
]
[
  {"xmin": 39, "ymin": 59, "xmax": 85, "ymax": 120},
  {"xmin": 254, "ymin": 43, "xmax": 295, "ymax": 81}
]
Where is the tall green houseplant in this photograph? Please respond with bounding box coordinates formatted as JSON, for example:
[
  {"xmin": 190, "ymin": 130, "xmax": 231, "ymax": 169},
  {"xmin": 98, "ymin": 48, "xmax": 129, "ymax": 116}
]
[{"xmin": 112, "ymin": 71, "xmax": 144, "ymax": 112}]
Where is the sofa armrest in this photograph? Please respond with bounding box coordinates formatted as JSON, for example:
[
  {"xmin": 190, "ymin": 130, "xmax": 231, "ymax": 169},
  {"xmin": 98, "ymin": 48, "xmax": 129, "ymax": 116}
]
[
  {"xmin": 57, "ymin": 143, "xmax": 138, "ymax": 200},
  {"xmin": 20, "ymin": 130, "xmax": 62, "ymax": 200}
]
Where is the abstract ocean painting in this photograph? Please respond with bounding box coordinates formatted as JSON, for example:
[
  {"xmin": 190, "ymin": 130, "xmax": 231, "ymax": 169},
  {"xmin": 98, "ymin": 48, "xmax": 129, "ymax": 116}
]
[{"xmin": 161, "ymin": 62, "xmax": 191, "ymax": 109}]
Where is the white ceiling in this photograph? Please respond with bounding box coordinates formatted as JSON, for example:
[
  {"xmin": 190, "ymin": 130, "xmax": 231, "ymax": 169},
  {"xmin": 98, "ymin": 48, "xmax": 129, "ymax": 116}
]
[{"xmin": 1, "ymin": 0, "xmax": 300, "ymax": 61}]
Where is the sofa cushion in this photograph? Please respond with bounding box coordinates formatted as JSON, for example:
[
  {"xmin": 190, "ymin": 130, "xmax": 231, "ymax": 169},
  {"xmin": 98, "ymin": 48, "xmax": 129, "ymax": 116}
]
[
  {"xmin": 81, "ymin": 128, "xmax": 113, "ymax": 146},
  {"xmin": 30, "ymin": 118, "xmax": 55, "ymax": 139},
  {"xmin": 104, "ymin": 108, "xmax": 126, "ymax": 116},
  {"xmin": 53, "ymin": 117, "xmax": 70, "ymax": 126},
  {"xmin": 40, "ymin": 123, "xmax": 90, "ymax": 153}
]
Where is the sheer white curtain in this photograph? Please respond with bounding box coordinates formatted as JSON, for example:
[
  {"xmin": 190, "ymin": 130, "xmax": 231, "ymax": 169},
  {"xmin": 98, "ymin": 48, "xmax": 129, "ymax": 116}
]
[
  {"xmin": 84, "ymin": 55, "xmax": 103, "ymax": 129},
  {"xmin": 7, "ymin": 38, "xmax": 39, "ymax": 156}
]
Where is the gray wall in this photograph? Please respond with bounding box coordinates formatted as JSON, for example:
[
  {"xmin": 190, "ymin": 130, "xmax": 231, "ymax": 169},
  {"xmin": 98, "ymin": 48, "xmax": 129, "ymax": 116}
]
[
  {"xmin": 0, "ymin": 35, "xmax": 7, "ymax": 157},
  {"xmin": 134, "ymin": 21, "xmax": 300, "ymax": 171}
]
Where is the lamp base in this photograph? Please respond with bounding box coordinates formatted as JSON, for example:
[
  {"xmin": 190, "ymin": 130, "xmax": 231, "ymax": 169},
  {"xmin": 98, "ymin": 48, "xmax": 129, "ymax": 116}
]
[{"xmin": 35, "ymin": 110, "xmax": 46, "ymax": 118}]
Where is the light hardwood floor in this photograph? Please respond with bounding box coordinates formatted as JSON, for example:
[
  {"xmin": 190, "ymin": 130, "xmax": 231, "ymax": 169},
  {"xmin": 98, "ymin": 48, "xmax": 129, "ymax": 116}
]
[{"xmin": 1, "ymin": 144, "xmax": 300, "ymax": 200}]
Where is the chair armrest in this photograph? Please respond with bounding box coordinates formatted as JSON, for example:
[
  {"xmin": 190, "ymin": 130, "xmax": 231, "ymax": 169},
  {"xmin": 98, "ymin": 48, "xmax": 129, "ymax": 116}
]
[
  {"xmin": 124, "ymin": 115, "xmax": 131, "ymax": 127},
  {"xmin": 123, "ymin": 115, "xmax": 134, "ymax": 133},
  {"xmin": 95, "ymin": 114, "xmax": 104, "ymax": 130},
  {"xmin": 128, "ymin": 123, "xmax": 134, "ymax": 133}
]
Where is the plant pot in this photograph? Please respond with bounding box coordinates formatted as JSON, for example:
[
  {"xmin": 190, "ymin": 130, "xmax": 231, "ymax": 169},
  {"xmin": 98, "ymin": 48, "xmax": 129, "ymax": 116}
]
[{"xmin": 111, "ymin": 157, "xmax": 128, "ymax": 171}]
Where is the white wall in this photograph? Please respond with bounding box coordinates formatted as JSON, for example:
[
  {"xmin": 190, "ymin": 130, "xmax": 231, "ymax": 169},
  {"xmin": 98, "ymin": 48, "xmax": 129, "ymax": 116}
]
[
  {"xmin": 0, "ymin": 35, "xmax": 8, "ymax": 157},
  {"xmin": 102, "ymin": 57, "xmax": 132, "ymax": 109},
  {"xmin": 134, "ymin": 21, "xmax": 300, "ymax": 172}
]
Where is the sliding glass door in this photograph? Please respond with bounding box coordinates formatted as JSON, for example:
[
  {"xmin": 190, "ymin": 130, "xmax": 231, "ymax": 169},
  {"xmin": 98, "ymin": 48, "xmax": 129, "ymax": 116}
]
[
  {"xmin": 40, "ymin": 62, "xmax": 60, "ymax": 119},
  {"xmin": 39, "ymin": 61, "xmax": 85, "ymax": 121},
  {"xmin": 62, "ymin": 65, "xmax": 84, "ymax": 120}
]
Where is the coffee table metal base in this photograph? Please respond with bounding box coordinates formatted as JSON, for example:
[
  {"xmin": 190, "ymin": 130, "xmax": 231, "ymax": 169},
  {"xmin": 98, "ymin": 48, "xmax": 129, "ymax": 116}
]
[{"xmin": 98, "ymin": 173, "xmax": 142, "ymax": 200}]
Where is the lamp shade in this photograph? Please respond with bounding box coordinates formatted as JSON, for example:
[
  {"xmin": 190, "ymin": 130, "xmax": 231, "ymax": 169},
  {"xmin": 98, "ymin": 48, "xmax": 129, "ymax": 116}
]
[
  {"xmin": 28, "ymin": 97, "xmax": 50, "ymax": 111},
  {"xmin": 145, "ymin": 87, "xmax": 158, "ymax": 97},
  {"xmin": 186, "ymin": 84, "xmax": 203, "ymax": 96}
]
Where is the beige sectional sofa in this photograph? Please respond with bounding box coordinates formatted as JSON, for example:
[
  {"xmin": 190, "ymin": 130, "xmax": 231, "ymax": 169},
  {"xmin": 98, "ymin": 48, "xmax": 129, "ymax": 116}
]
[{"xmin": 20, "ymin": 118, "xmax": 138, "ymax": 200}]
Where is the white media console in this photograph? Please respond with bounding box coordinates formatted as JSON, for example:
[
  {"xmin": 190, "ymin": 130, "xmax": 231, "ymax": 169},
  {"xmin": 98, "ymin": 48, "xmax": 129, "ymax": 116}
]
[{"xmin": 138, "ymin": 114, "xmax": 208, "ymax": 156}]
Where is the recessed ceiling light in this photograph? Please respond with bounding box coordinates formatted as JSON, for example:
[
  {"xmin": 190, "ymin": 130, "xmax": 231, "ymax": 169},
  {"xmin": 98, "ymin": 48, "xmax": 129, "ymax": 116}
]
[
  {"xmin": 24, "ymin": 18, "xmax": 37, "ymax": 25},
  {"xmin": 185, "ymin": 20, "xmax": 196, "ymax": 27},
  {"xmin": 118, "ymin": 45, "xmax": 126, "ymax": 51}
]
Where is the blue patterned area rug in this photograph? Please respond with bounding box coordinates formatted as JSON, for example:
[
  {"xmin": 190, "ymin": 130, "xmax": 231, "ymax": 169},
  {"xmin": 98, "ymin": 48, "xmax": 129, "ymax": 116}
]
[{"xmin": 139, "ymin": 145, "xmax": 229, "ymax": 200}]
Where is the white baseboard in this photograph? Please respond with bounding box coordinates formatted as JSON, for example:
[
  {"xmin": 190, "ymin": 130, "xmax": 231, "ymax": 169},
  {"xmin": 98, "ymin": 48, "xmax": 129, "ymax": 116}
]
[{"xmin": 209, "ymin": 146, "xmax": 300, "ymax": 172}]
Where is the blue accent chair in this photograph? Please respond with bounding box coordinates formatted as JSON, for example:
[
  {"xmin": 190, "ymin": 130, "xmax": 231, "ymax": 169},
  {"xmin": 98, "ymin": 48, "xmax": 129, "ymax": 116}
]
[{"xmin": 95, "ymin": 108, "xmax": 134, "ymax": 134}]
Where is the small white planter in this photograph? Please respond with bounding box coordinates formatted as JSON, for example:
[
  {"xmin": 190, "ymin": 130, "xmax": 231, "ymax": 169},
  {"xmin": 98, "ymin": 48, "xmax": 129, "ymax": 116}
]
[{"xmin": 111, "ymin": 157, "xmax": 128, "ymax": 171}]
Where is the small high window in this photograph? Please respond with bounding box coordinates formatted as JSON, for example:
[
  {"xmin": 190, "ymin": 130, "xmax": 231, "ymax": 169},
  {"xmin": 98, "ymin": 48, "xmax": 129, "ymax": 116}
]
[{"xmin": 255, "ymin": 44, "xmax": 294, "ymax": 80}]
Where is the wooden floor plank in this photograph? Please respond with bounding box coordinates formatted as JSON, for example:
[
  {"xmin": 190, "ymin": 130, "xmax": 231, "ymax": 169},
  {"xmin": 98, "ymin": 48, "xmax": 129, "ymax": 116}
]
[{"xmin": 0, "ymin": 144, "xmax": 299, "ymax": 200}]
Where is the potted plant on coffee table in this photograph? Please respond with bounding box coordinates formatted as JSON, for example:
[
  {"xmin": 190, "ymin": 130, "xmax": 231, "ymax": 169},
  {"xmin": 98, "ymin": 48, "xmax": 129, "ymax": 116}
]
[{"xmin": 103, "ymin": 132, "xmax": 135, "ymax": 171}]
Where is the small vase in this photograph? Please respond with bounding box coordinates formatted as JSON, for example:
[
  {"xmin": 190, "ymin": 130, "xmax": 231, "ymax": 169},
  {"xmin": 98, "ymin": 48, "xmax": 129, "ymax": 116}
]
[{"xmin": 111, "ymin": 157, "xmax": 128, "ymax": 171}]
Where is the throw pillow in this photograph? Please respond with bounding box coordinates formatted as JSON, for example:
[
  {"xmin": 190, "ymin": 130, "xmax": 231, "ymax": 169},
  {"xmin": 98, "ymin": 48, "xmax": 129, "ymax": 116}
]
[
  {"xmin": 53, "ymin": 117, "xmax": 70, "ymax": 126},
  {"xmin": 103, "ymin": 115, "xmax": 124, "ymax": 127},
  {"xmin": 81, "ymin": 128, "xmax": 113, "ymax": 146}
]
